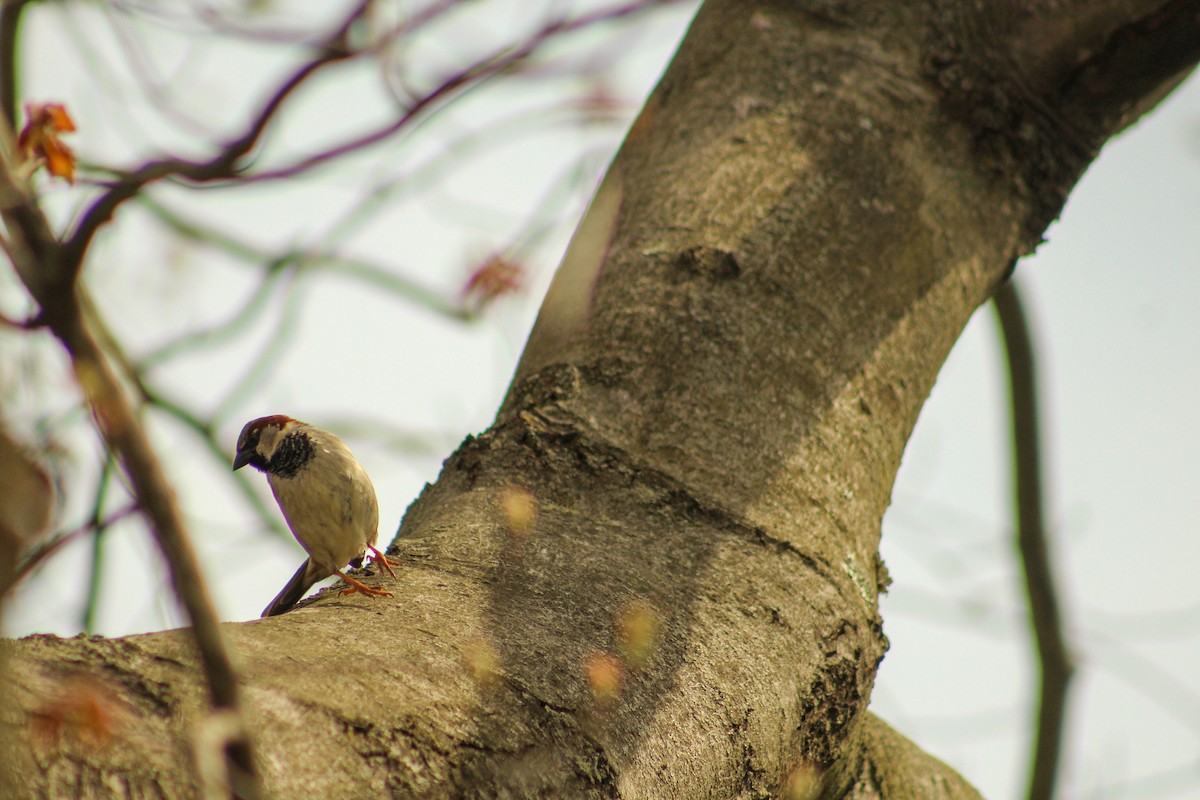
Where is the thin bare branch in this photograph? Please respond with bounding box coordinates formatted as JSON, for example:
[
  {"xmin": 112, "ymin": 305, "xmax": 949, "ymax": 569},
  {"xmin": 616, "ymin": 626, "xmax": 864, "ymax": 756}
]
[
  {"xmin": 81, "ymin": 452, "xmax": 114, "ymax": 633},
  {"xmin": 993, "ymin": 278, "xmax": 1074, "ymax": 800},
  {"xmin": 135, "ymin": 195, "xmax": 466, "ymax": 335},
  {"xmin": 64, "ymin": 315, "xmax": 263, "ymax": 799},
  {"xmin": 10, "ymin": 503, "xmax": 137, "ymax": 593},
  {"xmin": 60, "ymin": 0, "xmax": 374, "ymax": 276},
  {"xmin": 243, "ymin": 0, "xmax": 684, "ymax": 183}
]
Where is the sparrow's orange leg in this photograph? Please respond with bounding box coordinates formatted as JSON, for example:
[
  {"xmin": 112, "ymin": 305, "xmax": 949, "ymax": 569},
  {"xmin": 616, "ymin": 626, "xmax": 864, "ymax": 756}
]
[
  {"xmin": 366, "ymin": 545, "xmax": 400, "ymax": 579},
  {"xmin": 336, "ymin": 571, "xmax": 393, "ymax": 599}
]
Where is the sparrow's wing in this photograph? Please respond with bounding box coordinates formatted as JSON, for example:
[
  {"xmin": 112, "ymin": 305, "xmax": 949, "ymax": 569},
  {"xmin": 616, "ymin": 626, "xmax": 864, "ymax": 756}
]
[{"xmin": 261, "ymin": 558, "xmax": 319, "ymax": 617}]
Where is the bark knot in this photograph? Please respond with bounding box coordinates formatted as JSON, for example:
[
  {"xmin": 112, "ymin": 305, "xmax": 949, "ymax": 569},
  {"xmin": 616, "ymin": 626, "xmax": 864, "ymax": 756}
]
[{"xmin": 676, "ymin": 246, "xmax": 741, "ymax": 281}]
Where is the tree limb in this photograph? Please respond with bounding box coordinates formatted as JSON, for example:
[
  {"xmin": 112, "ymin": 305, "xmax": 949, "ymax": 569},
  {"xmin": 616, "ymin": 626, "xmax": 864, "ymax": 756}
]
[
  {"xmin": 993, "ymin": 279, "xmax": 1074, "ymax": 800},
  {"xmin": 0, "ymin": 117, "xmax": 265, "ymax": 800}
]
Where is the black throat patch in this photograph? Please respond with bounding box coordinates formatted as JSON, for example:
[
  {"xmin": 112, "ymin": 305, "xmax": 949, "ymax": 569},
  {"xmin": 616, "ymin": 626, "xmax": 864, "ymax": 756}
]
[{"xmin": 269, "ymin": 429, "xmax": 315, "ymax": 478}]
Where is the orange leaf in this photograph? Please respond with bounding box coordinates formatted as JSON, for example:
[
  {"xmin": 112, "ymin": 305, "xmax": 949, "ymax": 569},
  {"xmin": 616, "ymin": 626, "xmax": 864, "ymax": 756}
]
[
  {"xmin": 18, "ymin": 102, "xmax": 78, "ymax": 184},
  {"xmin": 40, "ymin": 138, "xmax": 76, "ymax": 182},
  {"xmin": 44, "ymin": 103, "xmax": 76, "ymax": 133}
]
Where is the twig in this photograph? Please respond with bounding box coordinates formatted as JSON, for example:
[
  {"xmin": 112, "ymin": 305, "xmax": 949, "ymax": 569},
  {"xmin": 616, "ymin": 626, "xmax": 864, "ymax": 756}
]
[
  {"xmin": 60, "ymin": 0, "xmax": 373, "ymax": 276},
  {"xmin": 10, "ymin": 503, "xmax": 137, "ymax": 594},
  {"xmin": 0, "ymin": 308, "xmax": 40, "ymax": 329},
  {"xmin": 993, "ymin": 278, "xmax": 1074, "ymax": 800},
  {"xmin": 135, "ymin": 195, "xmax": 466, "ymax": 336},
  {"xmin": 242, "ymin": 0, "xmax": 684, "ymax": 183},
  {"xmin": 82, "ymin": 459, "xmax": 114, "ymax": 633}
]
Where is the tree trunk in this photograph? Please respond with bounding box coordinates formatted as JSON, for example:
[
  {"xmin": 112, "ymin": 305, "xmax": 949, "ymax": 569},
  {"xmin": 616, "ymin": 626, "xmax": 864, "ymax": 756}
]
[{"xmin": 3, "ymin": 0, "xmax": 1196, "ymax": 797}]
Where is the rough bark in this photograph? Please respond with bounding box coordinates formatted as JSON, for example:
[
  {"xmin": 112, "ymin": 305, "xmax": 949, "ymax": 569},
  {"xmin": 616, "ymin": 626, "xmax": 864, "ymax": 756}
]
[{"xmin": 3, "ymin": 0, "xmax": 1196, "ymax": 797}]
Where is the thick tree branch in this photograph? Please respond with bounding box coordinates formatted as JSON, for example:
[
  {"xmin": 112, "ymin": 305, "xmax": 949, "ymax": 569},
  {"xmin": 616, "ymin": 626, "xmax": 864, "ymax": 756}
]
[
  {"xmin": 1059, "ymin": 0, "xmax": 1200, "ymax": 134},
  {"xmin": 1, "ymin": 1, "xmax": 1195, "ymax": 796},
  {"xmin": 927, "ymin": 0, "xmax": 1199, "ymax": 247}
]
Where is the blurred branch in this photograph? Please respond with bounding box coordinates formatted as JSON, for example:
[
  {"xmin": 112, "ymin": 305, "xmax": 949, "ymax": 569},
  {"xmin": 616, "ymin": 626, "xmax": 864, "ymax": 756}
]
[
  {"xmin": 0, "ymin": 308, "xmax": 41, "ymax": 329},
  {"xmin": 993, "ymin": 279, "xmax": 1074, "ymax": 800},
  {"xmin": 135, "ymin": 194, "xmax": 466, "ymax": 339},
  {"xmin": 1084, "ymin": 596, "xmax": 1200, "ymax": 641},
  {"xmin": 82, "ymin": 458, "xmax": 114, "ymax": 633},
  {"xmin": 245, "ymin": 0, "xmax": 681, "ymax": 182},
  {"xmin": 61, "ymin": 0, "xmax": 374, "ymax": 275},
  {"xmin": 302, "ymin": 101, "xmax": 615, "ymax": 255},
  {"xmin": 317, "ymin": 413, "xmax": 457, "ymax": 458},
  {"xmin": 211, "ymin": 268, "xmax": 306, "ymax": 421},
  {"xmin": 1, "ymin": 134, "xmax": 263, "ymax": 800},
  {"xmin": 97, "ymin": 3, "xmax": 217, "ymax": 141},
  {"xmin": 74, "ymin": 288, "xmax": 291, "ymax": 543},
  {"xmin": 11, "ymin": 503, "xmax": 137, "ymax": 593},
  {"xmin": 0, "ymin": 0, "xmax": 29, "ymax": 132},
  {"xmin": 1087, "ymin": 628, "xmax": 1200, "ymax": 737}
]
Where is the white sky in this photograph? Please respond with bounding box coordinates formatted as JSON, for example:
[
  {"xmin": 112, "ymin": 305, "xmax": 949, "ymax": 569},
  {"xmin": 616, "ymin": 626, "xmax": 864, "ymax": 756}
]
[{"xmin": 2, "ymin": 2, "xmax": 1198, "ymax": 798}]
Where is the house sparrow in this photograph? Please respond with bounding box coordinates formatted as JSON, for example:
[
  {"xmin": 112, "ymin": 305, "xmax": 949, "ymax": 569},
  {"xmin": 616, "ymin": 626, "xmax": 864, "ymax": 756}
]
[{"xmin": 233, "ymin": 415, "xmax": 398, "ymax": 617}]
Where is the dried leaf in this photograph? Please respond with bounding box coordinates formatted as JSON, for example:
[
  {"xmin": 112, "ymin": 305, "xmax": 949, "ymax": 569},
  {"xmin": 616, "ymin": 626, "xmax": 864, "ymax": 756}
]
[
  {"xmin": 462, "ymin": 254, "xmax": 524, "ymax": 309},
  {"xmin": 18, "ymin": 102, "xmax": 78, "ymax": 184}
]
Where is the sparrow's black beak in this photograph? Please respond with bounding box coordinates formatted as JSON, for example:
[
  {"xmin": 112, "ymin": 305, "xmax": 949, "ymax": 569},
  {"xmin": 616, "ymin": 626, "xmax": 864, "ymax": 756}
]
[{"xmin": 232, "ymin": 448, "xmax": 256, "ymax": 471}]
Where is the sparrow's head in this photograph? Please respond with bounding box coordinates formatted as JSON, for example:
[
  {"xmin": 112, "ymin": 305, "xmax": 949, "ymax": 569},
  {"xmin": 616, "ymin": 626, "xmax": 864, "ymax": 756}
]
[{"xmin": 233, "ymin": 415, "xmax": 303, "ymax": 473}]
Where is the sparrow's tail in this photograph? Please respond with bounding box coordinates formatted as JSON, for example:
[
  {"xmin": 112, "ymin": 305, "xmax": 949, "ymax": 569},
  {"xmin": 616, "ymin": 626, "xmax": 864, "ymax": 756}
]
[{"xmin": 261, "ymin": 559, "xmax": 317, "ymax": 617}]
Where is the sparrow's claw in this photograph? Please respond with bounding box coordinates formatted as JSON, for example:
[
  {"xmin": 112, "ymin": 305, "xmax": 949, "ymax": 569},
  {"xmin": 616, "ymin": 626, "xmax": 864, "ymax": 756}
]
[
  {"xmin": 336, "ymin": 571, "xmax": 393, "ymax": 600},
  {"xmin": 367, "ymin": 544, "xmax": 400, "ymax": 579}
]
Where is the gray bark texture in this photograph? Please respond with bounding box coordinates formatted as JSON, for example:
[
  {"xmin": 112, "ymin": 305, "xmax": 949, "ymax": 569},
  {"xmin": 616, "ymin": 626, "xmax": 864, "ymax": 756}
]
[{"xmin": 2, "ymin": 0, "xmax": 1197, "ymax": 797}]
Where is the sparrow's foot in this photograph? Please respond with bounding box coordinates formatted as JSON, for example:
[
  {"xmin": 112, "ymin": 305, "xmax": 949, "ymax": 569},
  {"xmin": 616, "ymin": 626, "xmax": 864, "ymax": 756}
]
[
  {"xmin": 366, "ymin": 545, "xmax": 400, "ymax": 579},
  {"xmin": 336, "ymin": 571, "xmax": 393, "ymax": 600}
]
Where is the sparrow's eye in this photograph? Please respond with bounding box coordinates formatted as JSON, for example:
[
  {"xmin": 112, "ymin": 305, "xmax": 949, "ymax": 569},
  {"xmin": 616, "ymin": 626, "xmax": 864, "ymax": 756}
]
[{"xmin": 239, "ymin": 428, "xmax": 260, "ymax": 452}]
